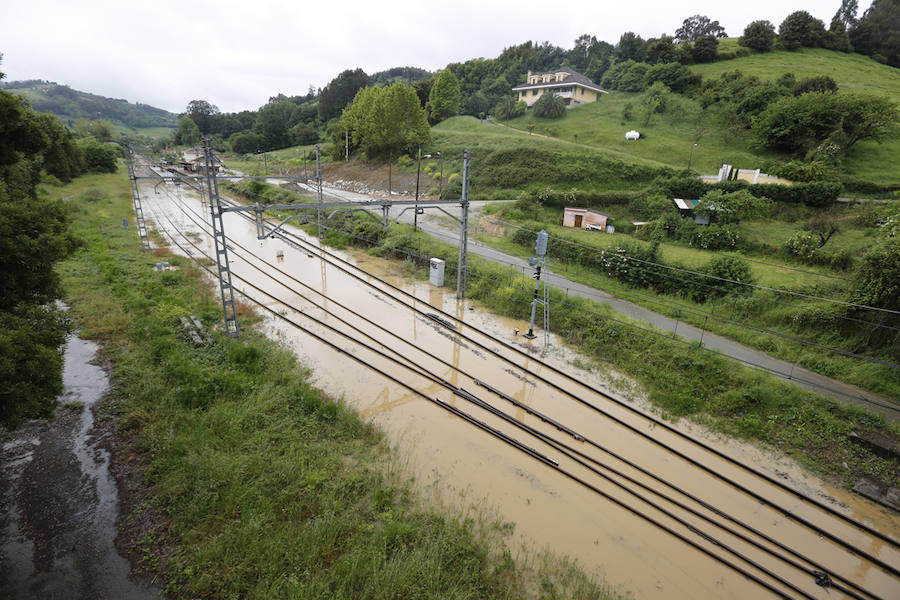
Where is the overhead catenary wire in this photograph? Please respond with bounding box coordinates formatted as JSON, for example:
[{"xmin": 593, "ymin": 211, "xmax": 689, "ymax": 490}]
[
  {"xmin": 180, "ymin": 178, "xmax": 900, "ymax": 552},
  {"xmin": 490, "ymin": 216, "xmax": 900, "ymax": 315},
  {"xmin": 143, "ymin": 190, "xmax": 876, "ymax": 600},
  {"xmin": 138, "ymin": 155, "xmax": 900, "ymax": 543},
  {"xmin": 273, "ymin": 214, "xmax": 900, "ymax": 412}
]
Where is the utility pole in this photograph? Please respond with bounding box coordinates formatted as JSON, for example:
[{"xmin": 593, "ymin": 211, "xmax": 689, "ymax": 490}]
[
  {"xmin": 316, "ymin": 144, "xmax": 323, "ymax": 239},
  {"xmin": 414, "ymin": 146, "xmax": 421, "ymax": 232},
  {"xmin": 456, "ymin": 149, "xmax": 470, "ymax": 299},
  {"xmin": 203, "ymin": 137, "xmax": 240, "ymax": 337},
  {"xmin": 524, "ymin": 230, "xmax": 549, "ymax": 341},
  {"xmin": 345, "ymin": 131, "xmax": 349, "ymax": 162}
]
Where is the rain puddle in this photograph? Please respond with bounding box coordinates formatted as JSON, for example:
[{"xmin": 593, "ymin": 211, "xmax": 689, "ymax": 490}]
[{"xmin": 0, "ymin": 315, "xmax": 161, "ymax": 599}]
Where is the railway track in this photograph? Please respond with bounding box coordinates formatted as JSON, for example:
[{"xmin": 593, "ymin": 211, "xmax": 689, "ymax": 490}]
[{"xmin": 136, "ymin": 161, "xmax": 900, "ymax": 599}]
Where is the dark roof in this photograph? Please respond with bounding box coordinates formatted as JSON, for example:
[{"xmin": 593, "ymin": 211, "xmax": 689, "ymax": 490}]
[{"xmin": 512, "ymin": 67, "xmax": 608, "ymax": 94}]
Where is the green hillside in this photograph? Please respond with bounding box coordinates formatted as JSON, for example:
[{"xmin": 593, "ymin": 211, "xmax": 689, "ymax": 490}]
[
  {"xmin": 431, "ymin": 116, "xmax": 678, "ymax": 199},
  {"xmin": 690, "ymin": 46, "xmax": 900, "ymax": 99},
  {"xmin": 491, "ymin": 48, "xmax": 900, "ymax": 188},
  {"xmin": 0, "ymin": 80, "xmax": 178, "ymax": 135}
]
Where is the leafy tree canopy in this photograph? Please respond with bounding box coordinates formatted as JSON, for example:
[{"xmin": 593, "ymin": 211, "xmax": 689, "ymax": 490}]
[
  {"xmin": 850, "ymin": 0, "xmax": 900, "ymax": 67},
  {"xmin": 340, "ymin": 83, "xmax": 430, "ymax": 160},
  {"xmin": 318, "ymin": 68, "xmax": 370, "ymax": 122},
  {"xmin": 674, "ymin": 15, "xmax": 727, "ymax": 43},
  {"xmin": 779, "ymin": 11, "xmax": 827, "ymax": 50},
  {"xmin": 739, "ymin": 20, "xmax": 777, "ymax": 52},
  {"xmin": 426, "ymin": 69, "xmax": 461, "ymax": 124},
  {"xmin": 185, "ymin": 100, "xmax": 220, "ymax": 134},
  {"xmin": 753, "ymin": 91, "xmax": 900, "ymax": 155}
]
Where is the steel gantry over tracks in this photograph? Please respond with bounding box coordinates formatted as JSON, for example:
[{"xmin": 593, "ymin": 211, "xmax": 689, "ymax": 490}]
[{"xmin": 213, "ymin": 148, "xmax": 473, "ymax": 336}]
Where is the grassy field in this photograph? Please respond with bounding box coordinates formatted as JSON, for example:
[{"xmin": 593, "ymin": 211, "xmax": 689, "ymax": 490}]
[
  {"xmin": 49, "ymin": 167, "xmax": 615, "ymax": 599},
  {"xmin": 496, "ymin": 96, "xmax": 772, "ymax": 178},
  {"xmin": 690, "ymin": 46, "xmax": 900, "ymax": 99},
  {"xmin": 133, "ymin": 126, "xmax": 175, "ymax": 139},
  {"xmin": 490, "ymin": 47, "xmax": 900, "ymax": 187},
  {"xmin": 473, "ymin": 200, "xmax": 900, "ymax": 401}
]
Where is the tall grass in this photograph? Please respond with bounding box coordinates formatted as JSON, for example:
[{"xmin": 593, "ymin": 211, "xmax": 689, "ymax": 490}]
[{"xmin": 54, "ymin": 169, "xmax": 617, "ymax": 599}]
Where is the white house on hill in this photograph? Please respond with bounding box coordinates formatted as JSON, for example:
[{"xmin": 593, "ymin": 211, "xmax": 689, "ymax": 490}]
[{"xmin": 512, "ymin": 67, "xmax": 608, "ymax": 108}]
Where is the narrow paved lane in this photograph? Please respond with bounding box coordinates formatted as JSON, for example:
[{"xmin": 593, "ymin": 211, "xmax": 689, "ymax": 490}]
[{"xmin": 249, "ymin": 176, "xmax": 898, "ymax": 420}]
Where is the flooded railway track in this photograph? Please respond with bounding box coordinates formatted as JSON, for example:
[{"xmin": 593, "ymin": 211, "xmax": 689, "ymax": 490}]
[{"xmin": 135, "ymin": 162, "xmax": 900, "ymax": 599}]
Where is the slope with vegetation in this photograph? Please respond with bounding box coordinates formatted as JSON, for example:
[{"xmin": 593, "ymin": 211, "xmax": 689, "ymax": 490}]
[
  {"xmin": 0, "ymin": 80, "xmax": 178, "ymax": 135},
  {"xmin": 0, "ymin": 61, "xmax": 121, "ymax": 428}
]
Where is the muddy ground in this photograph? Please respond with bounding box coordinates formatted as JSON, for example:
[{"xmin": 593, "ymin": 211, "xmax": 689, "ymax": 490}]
[{"xmin": 0, "ymin": 334, "xmax": 164, "ymax": 599}]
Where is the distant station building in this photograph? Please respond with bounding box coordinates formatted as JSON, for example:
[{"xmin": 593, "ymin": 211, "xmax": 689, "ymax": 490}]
[
  {"xmin": 179, "ymin": 146, "xmax": 221, "ymax": 174},
  {"xmin": 512, "ymin": 67, "xmax": 608, "ymax": 108}
]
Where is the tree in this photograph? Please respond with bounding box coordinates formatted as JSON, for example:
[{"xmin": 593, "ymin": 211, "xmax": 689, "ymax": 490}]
[
  {"xmin": 493, "ymin": 96, "xmax": 525, "ymax": 122},
  {"xmin": 853, "ymin": 239, "xmax": 900, "ymax": 312},
  {"xmin": 532, "ymin": 91, "xmax": 566, "ymax": 118},
  {"xmin": 289, "ymin": 122, "xmax": 319, "ymax": 145},
  {"xmin": 570, "ymin": 34, "xmax": 599, "ymax": 71},
  {"xmin": 691, "ymin": 35, "xmax": 719, "ymax": 63},
  {"xmin": 229, "ymin": 131, "xmax": 265, "ymax": 154},
  {"xmin": 340, "ymin": 83, "xmax": 430, "ymax": 160},
  {"xmin": 426, "ymin": 69, "xmax": 461, "ymax": 124},
  {"xmin": 318, "ymin": 68, "xmax": 370, "ymax": 122},
  {"xmin": 645, "ymin": 36, "xmax": 678, "ymax": 64},
  {"xmin": 254, "ymin": 101, "xmax": 298, "ymax": 150},
  {"xmin": 779, "ymin": 11, "xmax": 826, "ymax": 50},
  {"xmin": 694, "ymin": 189, "xmax": 771, "ymax": 223},
  {"xmin": 185, "ymin": 100, "xmax": 220, "ymax": 134},
  {"xmin": 174, "ymin": 116, "xmax": 200, "ymax": 146},
  {"xmin": 833, "ymin": 0, "xmax": 859, "ymax": 29},
  {"xmin": 674, "ymin": 15, "xmax": 727, "ymax": 42},
  {"xmin": 753, "ymin": 92, "xmax": 900, "ymax": 155},
  {"xmin": 850, "ymin": 0, "xmax": 900, "ymax": 67},
  {"xmin": 0, "ymin": 88, "xmax": 79, "ymax": 428},
  {"xmin": 804, "ymin": 214, "xmax": 841, "ymax": 248},
  {"xmin": 80, "ymin": 140, "xmax": 118, "ymax": 173},
  {"xmin": 615, "ymin": 32, "xmax": 646, "ymax": 62},
  {"xmin": 640, "ymin": 82, "xmax": 670, "ymax": 126},
  {"xmin": 740, "ymin": 20, "xmax": 777, "ymax": 52}
]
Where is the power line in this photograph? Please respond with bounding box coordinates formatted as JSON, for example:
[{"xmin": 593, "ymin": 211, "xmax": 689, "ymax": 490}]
[{"xmin": 491, "ymin": 217, "xmax": 900, "ymax": 315}]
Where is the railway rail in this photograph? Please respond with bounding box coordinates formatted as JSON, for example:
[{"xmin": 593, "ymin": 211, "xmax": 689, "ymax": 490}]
[{"xmin": 134, "ymin": 159, "xmax": 899, "ymax": 599}]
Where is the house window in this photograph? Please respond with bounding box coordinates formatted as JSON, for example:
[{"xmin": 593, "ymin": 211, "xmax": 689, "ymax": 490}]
[{"xmin": 532, "ymin": 90, "xmax": 537, "ymax": 96}]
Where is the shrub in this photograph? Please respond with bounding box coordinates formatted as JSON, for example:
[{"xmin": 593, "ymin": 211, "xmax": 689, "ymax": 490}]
[
  {"xmin": 704, "ymin": 255, "xmax": 754, "ymax": 297},
  {"xmin": 532, "ymin": 92, "xmax": 566, "ymax": 119},
  {"xmin": 782, "ymin": 231, "xmax": 820, "ymax": 260}
]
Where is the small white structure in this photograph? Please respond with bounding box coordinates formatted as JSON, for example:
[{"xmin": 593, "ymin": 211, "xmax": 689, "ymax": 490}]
[
  {"xmin": 429, "ymin": 258, "xmax": 445, "ymax": 287},
  {"xmin": 625, "ymin": 130, "xmax": 640, "ymax": 140},
  {"xmin": 563, "ymin": 207, "xmax": 610, "ymax": 230}
]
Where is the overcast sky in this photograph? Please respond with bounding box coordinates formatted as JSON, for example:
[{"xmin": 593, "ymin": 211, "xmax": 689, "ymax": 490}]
[{"xmin": 0, "ymin": 0, "xmax": 868, "ymax": 114}]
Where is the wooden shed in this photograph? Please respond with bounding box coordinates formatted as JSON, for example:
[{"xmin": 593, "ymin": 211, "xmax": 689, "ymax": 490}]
[{"xmin": 563, "ymin": 207, "xmax": 610, "ymax": 230}]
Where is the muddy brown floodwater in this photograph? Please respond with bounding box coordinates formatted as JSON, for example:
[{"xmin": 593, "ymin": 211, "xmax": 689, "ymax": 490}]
[
  {"xmin": 143, "ymin": 180, "xmax": 900, "ymax": 599},
  {"xmin": 0, "ymin": 323, "xmax": 162, "ymax": 600}
]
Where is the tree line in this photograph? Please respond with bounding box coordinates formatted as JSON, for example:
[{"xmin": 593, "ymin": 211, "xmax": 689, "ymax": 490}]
[
  {"xmin": 158, "ymin": 1, "xmax": 896, "ymax": 164},
  {"xmin": 0, "ymin": 55, "xmax": 121, "ymax": 428}
]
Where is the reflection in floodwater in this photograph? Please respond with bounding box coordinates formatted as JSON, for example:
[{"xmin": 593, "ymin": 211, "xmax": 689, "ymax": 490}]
[{"xmin": 141, "ymin": 180, "xmax": 900, "ymax": 600}]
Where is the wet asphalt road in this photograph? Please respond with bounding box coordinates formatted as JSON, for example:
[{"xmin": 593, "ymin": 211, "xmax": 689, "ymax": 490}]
[{"xmin": 0, "ymin": 334, "xmax": 161, "ymax": 600}]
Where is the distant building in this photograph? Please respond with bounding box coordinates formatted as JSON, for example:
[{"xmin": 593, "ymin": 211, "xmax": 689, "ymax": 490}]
[
  {"xmin": 673, "ymin": 198, "xmax": 716, "ymax": 225},
  {"xmin": 699, "ymin": 163, "xmax": 792, "ymax": 185},
  {"xmin": 512, "ymin": 67, "xmax": 608, "ymax": 108},
  {"xmin": 563, "ymin": 207, "xmax": 610, "ymax": 230},
  {"xmin": 180, "ymin": 146, "xmax": 220, "ymax": 174}
]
